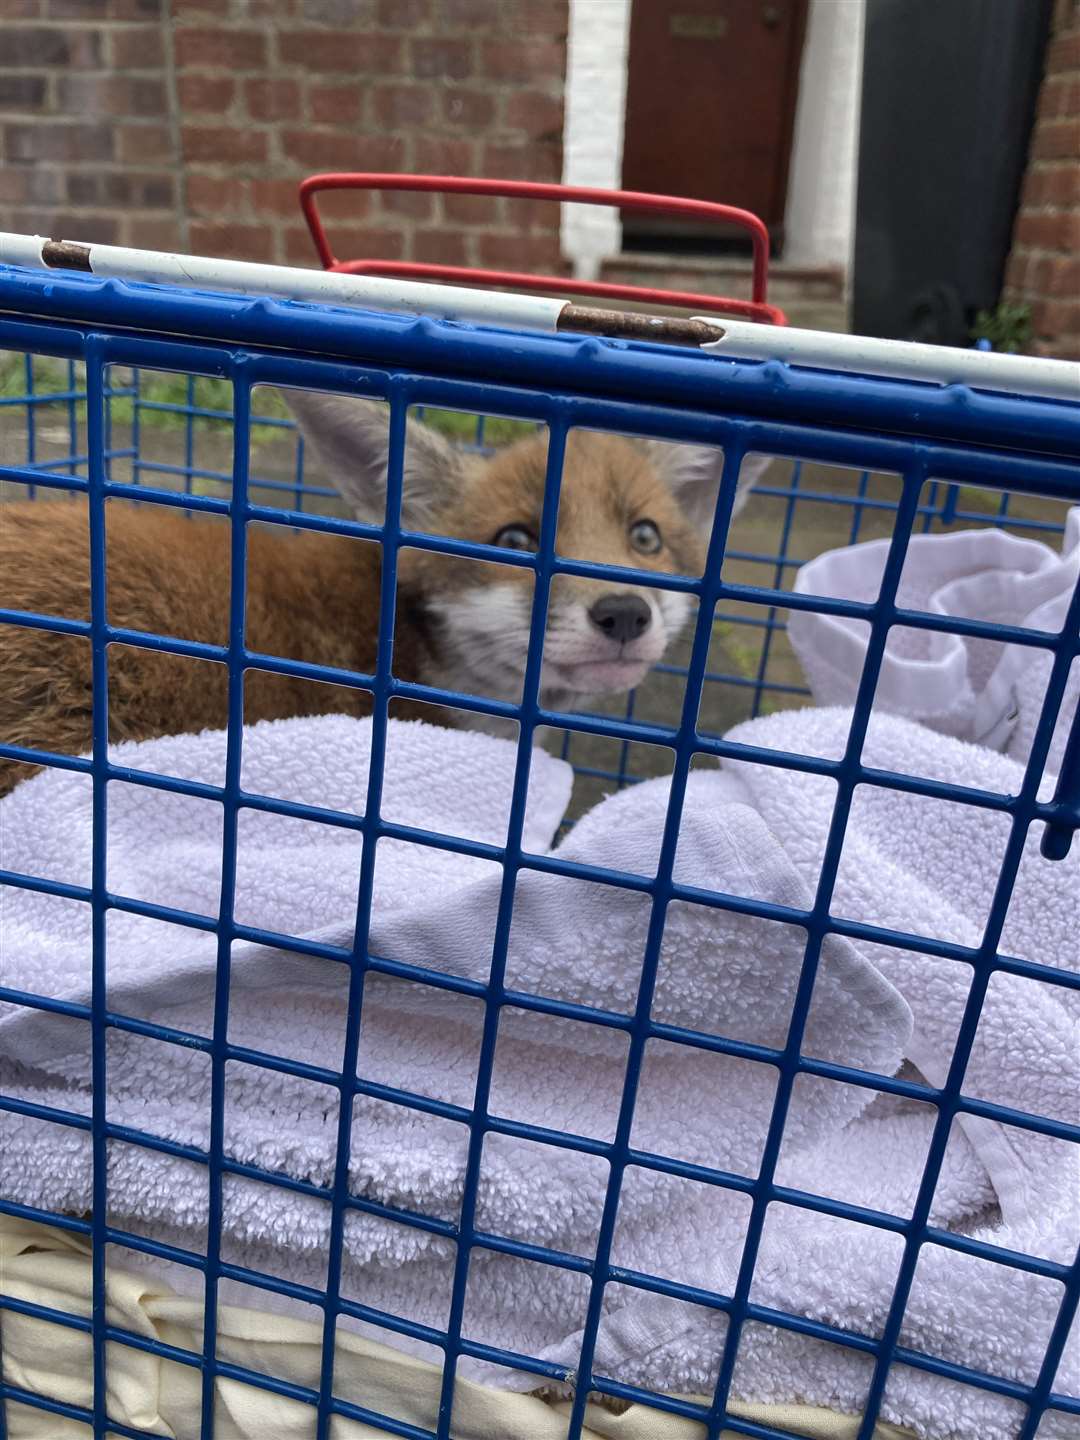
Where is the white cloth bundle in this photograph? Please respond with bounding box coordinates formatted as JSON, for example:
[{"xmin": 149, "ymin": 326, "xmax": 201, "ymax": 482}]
[
  {"xmin": 786, "ymin": 507, "xmax": 1079, "ymax": 775},
  {"xmin": 1, "ymin": 709, "xmax": 1076, "ymax": 1440}
]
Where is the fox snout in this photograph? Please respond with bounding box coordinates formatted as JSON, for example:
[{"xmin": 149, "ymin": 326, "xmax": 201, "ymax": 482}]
[
  {"xmin": 287, "ymin": 391, "xmax": 767, "ymax": 726},
  {"xmin": 588, "ymin": 593, "xmax": 652, "ymax": 645}
]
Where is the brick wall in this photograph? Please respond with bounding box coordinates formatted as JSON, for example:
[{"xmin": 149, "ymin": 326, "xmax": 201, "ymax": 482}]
[
  {"xmin": 1002, "ymin": 0, "xmax": 1080, "ymax": 359},
  {"xmin": 0, "ymin": 0, "xmax": 569, "ymax": 270}
]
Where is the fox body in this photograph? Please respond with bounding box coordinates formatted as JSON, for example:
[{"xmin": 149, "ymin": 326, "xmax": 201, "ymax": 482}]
[{"xmin": 0, "ymin": 392, "xmax": 759, "ymax": 794}]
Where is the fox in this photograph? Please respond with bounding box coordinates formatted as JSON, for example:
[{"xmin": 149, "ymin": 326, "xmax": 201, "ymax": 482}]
[{"xmin": 0, "ymin": 391, "xmax": 764, "ymax": 795}]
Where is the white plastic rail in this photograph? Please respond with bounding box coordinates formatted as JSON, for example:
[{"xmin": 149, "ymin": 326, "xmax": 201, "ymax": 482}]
[{"xmin": 0, "ymin": 231, "xmax": 1077, "ymax": 402}]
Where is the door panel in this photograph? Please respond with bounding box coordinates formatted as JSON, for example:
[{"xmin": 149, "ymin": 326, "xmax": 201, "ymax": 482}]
[{"xmin": 621, "ymin": 0, "xmax": 808, "ymax": 244}]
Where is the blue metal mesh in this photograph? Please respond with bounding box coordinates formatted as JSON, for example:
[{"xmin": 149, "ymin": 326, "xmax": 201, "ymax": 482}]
[{"xmin": 0, "ymin": 265, "xmax": 1078, "ymax": 1440}]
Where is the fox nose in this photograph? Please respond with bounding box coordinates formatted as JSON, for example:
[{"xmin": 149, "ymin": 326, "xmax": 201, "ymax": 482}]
[{"xmin": 588, "ymin": 593, "xmax": 652, "ymax": 646}]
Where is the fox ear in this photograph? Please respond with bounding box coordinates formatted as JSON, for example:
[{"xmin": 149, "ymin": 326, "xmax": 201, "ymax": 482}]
[
  {"xmin": 643, "ymin": 443, "xmax": 773, "ymax": 530},
  {"xmin": 281, "ymin": 390, "xmax": 465, "ymax": 532}
]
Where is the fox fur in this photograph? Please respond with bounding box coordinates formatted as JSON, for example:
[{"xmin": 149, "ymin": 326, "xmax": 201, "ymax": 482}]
[{"xmin": 0, "ymin": 392, "xmax": 763, "ymax": 794}]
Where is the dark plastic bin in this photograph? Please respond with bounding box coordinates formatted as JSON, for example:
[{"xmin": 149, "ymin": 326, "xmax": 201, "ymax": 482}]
[{"xmin": 853, "ymin": 0, "xmax": 1053, "ymax": 346}]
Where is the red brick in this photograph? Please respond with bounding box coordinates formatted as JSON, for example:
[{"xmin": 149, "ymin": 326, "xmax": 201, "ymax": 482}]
[
  {"xmin": 281, "ymin": 128, "xmax": 404, "ymax": 171},
  {"xmin": 2, "ymin": 0, "xmax": 42, "ymax": 14},
  {"xmin": 0, "ymin": 170, "xmax": 29, "ymax": 204},
  {"xmin": 56, "ymin": 73, "xmax": 167, "ymax": 118},
  {"xmin": 310, "ymin": 185, "xmax": 374, "ymax": 223},
  {"xmin": 1, "ymin": 24, "xmax": 81, "ymax": 65},
  {"xmin": 45, "ymin": 211, "xmax": 123, "ymax": 244},
  {"xmin": 506, "ymin": 196, "xmax": 560, "ymax": 230},
  {"xmin": 412, "ymin": 228, "xmax": 470, "ymax": 265},
  {"xmin": 482, "ymin": 140, "xmax": 561, "ymax": 183},
  {"xmin": 282, "ymin": 222, "xmax": 404, "ymax": 265},
  {"xmin": 1047, "ymin": 256, "xmax": 1080, "ymax": 297},
  {"xmin": 1030, "ymin": 298, "xmax": 1059, "ymax": 334},
  {"xmin": 440, "ymin": 87, "xmax": 495, "ymax": 128},
  {"xmin": 182, "ymin": 125, "xmax": 268, "ymax": 165},
  {"xmin": 1034, "ymin": 118, "xmax": 1080, "ymax": 159},
  {"xmin": 1042, "ymin": 301, "xmax": 1080, "ymax": 337},
  {"xmin": 121, "ymin": 216, "xmax": 180, "ymax": 250},
  {"xmin": 190, "ymin": 221, "xmax": 276, "ymax": 262},
  {"xmin": 67, "ymin": 171, "xmax": 174, "ymax": 208},
  {"xmin": 1005, "ymin": 251, "xmax": 1030, "ymax": 291},
  {"xmin": 437, "ymin": 0, "xmax": 501, "ymax": 26},
  {"xmin": 1038, "ymin": 334, "xmax": 1080, "ymax": 359},
  {"xmin": 188, "ymin": 173, "xmax": 250, "ymax": 216},
  {"xmin": 307, "ymin": 81, "xmax": 363, "ymax": 125},
  {"xmin": 283, "ymin": 224, "xmax": 324, "ymax": 264},
  {"xmin": 296, "ymin": 0, "xmax": 378, "ymax": 21},
  {"xmin": 1039, "ymin": 76, "xmax": 1069, "ymax": 122},
  {"xmin": 376, "ymin": 0, "xmax": 430, "ymax": 24},
  {"xmin": 1042, "ymin": 162, "xmax": 1080, "ymax": 205},
  {"xmin": 498, "ymin": 0, "xmax": 567, "ymax": 35},
  {"xmin": 1062, "ymin": 76, "xmax": 1080, "ymax": 119},
  {"xmin": 505, "ymin": 88, "xmax": 563, "ymax": 138},
  {"xmin": 46, "ymin": 0, "xmax": 158, "ymax": 14},
  {"xmin": 0, "ymin": 74, "xmax": 48, "ymax": 110},
  {"xmin": 178, "ymin": 74, "xmax": 236, "ymax": 114},
  {"xmin": 5, "ymin": 206, "xmax": 62, "ymax": 237},
  {"xmin": 109, "ymin": 25, "xmax": 165, "ymax": 68},
  {"xmin": 332, "ymin": 227, "xmax": 407, "ymax": 261},
  {"xmin": 413, "ymin": 135, "xmax": 476, "ymax": 172},
  {"xmin": 1020, "ymin": 168, "xmax": 1048, "ymax": 207},
  {"xmin": 276, "ymin": 30, "xmax": 402, "ymax": 75},
  {"xmin": 246, "ymin": 76, "xmax": 301, "ymax": 121},
  {"xmin": 0, "ymin": 168, "xmax": 64, "ymax": 204},
  {"xmin": 1062, "ymin": 210, "xmax": 1080, "ymax": 253},
  {"xmin": 175, "ymin": 27, "xmax": 267, "ymax": 70},
  {"xmin": 5, "ymin": 121, "xmax": 114, "ymax": 163},
  {"xmin": 249, "ymin": 177, "xmax": 310, "ymax": 217},
  {"xmin": 411, "ymin": 36, "xmax": 473, "ymax": 81},
  {"xmin": 479, "ymin": 38, "xmax": 564, "ymax": 82},
  {"xmin": 108, "ymin": 0, "xmax": 165, "ymax": 14},
  {"xmin": 443, "ymin": 191, "xmax": 500, "ymax": 224},
  {"xmin": 477, "ymin": 232, "xmax": 561, "ymax": 269},
  {"xmin": 26, "ymin": 168, "xmax": 68, "ymax": 204},
  {"xmin": 373, "ymin": 83, "xmax": 433, "ymax": 128},
  {"xmin": 118, "ymin": 122, "xmax": 174, "ymax": 163},
  {"xmin": 381, "ymin": 189, "xmax": 435, "ymax": 220},
  {"xmin": 1016, "ymin": 211, "xmax": 1068, "ymax": 249},
  {"xmin": 1047, "ymin": 28, "xmax": 1080, "ymax": 72}
]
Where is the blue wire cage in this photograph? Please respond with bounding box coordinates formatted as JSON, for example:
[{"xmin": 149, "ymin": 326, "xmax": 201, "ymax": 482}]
[{"xmin": 0, "ymin": 262, "xmax": 1078, "ymax": 1440}]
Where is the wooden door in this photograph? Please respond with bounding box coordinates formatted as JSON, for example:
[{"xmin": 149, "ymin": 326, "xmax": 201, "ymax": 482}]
[{"xmin": 621, "ymin": 0, "xmax": 808, "ymax": 246}]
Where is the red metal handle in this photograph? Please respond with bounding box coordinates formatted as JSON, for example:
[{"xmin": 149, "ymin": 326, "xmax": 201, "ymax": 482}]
[{"xmin": 298, "ymin": 173, "xmax": 786, "ymax": 327}]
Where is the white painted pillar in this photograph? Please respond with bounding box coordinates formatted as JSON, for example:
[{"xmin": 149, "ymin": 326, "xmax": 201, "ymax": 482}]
[
  {"xmin": 561, "ymin": 0, "xmax": 633, "ymax": 279},
  {"xmin": 781, "ymin": 0, "xmax": 866, "ymax": 273}
]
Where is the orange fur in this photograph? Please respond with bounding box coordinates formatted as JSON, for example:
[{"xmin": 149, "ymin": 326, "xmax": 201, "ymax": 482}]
[{"xmin": 0, "ymin": 423, "xmax": 717, "ymax": 794}]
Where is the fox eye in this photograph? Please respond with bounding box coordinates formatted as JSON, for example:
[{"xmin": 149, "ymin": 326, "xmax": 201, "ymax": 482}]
[
  {"xmin": 493, "ymin": 524, "xmax": 537, "ymax": 551},
  {"xmin": 629, "ymin": 519, "xmax": 662, "ymax": 555}
]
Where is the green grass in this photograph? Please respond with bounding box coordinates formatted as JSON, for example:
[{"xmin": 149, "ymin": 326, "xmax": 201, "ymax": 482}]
[{"xmin": 2, "ymin": 354, "xmax": 536, "ymax": 448}]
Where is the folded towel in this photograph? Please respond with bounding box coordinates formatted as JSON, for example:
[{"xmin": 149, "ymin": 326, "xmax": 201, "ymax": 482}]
[
  {"xmin": 1, "ymin": 710, "xmax": 1076, "ymax": 1440},
  {"xmin": 786, "ymin": 507, "xmax": 1079, "ymax": 775}
]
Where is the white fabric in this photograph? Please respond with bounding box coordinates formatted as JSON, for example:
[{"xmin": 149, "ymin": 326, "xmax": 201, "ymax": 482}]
[
  {"xmin": 0, "ymin": 1217, "xmax": 915, "ymax": 1440},
  {"xmin": 786, "ymin": 508, "xmax": 1080, "ymax": 775},
  {"xmin": 1, "ymin": 710, "xmax": 1077, "ymax": 1440}
]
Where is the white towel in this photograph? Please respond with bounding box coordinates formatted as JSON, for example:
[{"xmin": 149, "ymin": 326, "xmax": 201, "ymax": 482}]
[
  {"xmin": 1, "ymin": 710, "xmax": 1076, "ymax": 1440},
  {"xmin": 787, "ymin": 507, "xmax": 1080, "ymax": 777}
]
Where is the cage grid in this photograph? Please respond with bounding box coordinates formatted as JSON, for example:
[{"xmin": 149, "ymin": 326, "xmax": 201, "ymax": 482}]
[{"xmin": 0, "ymin": 261, "xmax": 1078, "ymax": 1440}]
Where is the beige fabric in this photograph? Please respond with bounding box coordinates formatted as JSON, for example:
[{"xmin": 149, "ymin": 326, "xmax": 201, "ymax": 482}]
[{"xmin": 1, "ymin": 1217, "xmax": 914, "ymax": 1440}]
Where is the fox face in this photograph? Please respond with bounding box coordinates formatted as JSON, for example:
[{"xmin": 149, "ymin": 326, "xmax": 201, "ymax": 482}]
[{"xmin": 285, "ymin": 391, "xmax": 764, "ymax": 721}]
